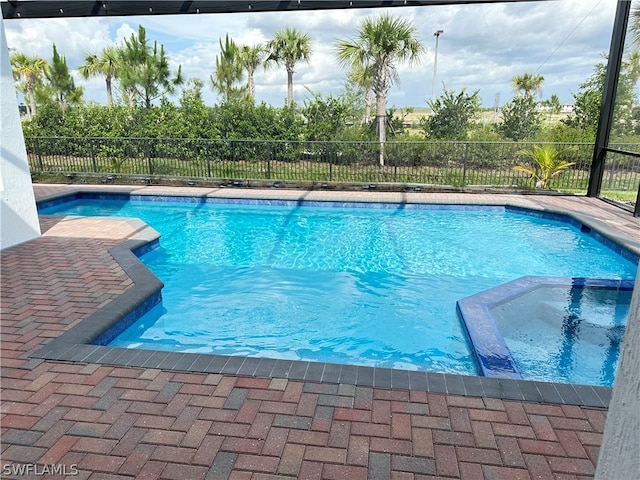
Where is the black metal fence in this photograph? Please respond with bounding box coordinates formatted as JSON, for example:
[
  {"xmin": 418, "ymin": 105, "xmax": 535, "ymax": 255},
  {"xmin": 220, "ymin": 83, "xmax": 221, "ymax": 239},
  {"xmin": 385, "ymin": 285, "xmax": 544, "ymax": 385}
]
[
  {"xmin": 23, "ymin": 136, "xmax": 640, "ymax": 194},
  {"xmin": 600, "ymin": 148, "xmax": 640, "ymax": 212},
  {"xmin": 602, "ymin": 148, "xmax": 640, "ymax": 190}
]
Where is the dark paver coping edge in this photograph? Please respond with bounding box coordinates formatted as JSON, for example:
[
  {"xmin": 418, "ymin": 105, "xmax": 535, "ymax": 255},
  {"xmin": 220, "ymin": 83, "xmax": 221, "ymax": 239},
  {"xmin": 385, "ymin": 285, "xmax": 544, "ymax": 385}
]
[{"xmin": 30, "ymin": 187, "xmax": 627, "ymax": 408}]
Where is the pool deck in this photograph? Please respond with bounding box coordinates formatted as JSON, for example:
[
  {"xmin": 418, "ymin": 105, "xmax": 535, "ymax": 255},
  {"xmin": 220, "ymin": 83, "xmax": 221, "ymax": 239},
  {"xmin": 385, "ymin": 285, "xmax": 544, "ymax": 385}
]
[{"xmin": 1, "ymin": 184, "xmax": 639, "ymax": 479}]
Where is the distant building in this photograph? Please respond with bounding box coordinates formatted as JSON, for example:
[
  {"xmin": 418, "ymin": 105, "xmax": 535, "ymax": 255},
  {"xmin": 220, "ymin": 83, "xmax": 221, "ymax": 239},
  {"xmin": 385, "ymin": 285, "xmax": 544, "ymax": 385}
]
[{"xmin": 536, "ymin": 103, "xmax": 574, "ymax": 113}]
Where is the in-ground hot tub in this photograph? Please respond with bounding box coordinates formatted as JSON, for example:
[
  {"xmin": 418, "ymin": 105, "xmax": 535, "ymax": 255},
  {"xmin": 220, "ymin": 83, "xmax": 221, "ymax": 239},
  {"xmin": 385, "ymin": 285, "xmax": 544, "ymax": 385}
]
[{"xmin": 457, "ymin": 276, "xmax": 634, "ymax": 387}]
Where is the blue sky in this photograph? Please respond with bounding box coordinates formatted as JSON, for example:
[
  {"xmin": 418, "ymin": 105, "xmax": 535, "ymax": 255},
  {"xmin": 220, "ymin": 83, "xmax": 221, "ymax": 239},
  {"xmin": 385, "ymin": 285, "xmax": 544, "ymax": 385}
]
[{"xmin": 4, "ymin": 0, "xmax": 618, "ymax": 109}]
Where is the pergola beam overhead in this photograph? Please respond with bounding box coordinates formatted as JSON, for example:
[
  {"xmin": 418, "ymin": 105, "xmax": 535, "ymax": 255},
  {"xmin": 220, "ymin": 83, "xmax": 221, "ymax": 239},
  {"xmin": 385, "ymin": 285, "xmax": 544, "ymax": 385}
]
[{"xmin": 1, "ymin": 0, "xmax": 545, "ymax": 19}]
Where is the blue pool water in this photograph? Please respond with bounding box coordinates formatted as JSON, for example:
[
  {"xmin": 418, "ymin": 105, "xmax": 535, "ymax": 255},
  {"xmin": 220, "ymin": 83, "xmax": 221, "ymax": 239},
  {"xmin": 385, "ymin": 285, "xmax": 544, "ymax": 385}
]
[
  {"xmin": 40, "ymin": 197, "xmax": 638, "ymax": 380},
  {"xmin": 490, "ymin": 285, "xmax": 631, "ymax": 387}
]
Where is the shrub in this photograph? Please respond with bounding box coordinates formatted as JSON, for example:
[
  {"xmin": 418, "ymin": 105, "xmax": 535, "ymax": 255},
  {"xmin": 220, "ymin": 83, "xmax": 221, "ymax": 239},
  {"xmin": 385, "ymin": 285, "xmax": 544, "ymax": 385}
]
[{"xmin": 514, "ymin": 144, "xmax": 577, "ymax": 189}]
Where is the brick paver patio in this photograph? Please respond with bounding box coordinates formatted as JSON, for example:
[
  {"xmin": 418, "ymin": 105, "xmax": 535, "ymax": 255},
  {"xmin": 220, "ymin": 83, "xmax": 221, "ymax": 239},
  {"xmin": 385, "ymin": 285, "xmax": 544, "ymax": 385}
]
[{"xmin": 1, "ymin": 184, "xmax": 638, "ymax": 479}]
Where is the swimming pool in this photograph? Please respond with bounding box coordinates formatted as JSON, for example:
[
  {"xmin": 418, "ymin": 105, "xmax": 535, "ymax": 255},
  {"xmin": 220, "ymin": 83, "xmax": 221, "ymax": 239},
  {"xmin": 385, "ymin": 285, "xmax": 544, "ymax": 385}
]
[{"xmin": 39, "ymin": 195, "xmax": 638, "ymax": 383}]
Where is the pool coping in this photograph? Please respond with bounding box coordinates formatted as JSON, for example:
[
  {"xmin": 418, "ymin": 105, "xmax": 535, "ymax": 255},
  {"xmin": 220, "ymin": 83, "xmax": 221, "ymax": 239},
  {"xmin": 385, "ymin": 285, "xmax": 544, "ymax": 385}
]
[
  {"xmin": 31, "ymin": 188, "xmax": 640, "ymax": 408},
  {"xmin": 457, "ymin": 276, "xmax": 635, "ymax": 381}
]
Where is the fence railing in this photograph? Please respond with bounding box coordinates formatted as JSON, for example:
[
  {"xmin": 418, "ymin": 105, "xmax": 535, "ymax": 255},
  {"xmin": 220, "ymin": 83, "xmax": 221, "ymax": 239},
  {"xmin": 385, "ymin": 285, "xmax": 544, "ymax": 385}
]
[
  {"xmin": 601, "ymin": 147, "xmax": 640, "ymax": 214},
  {"xmin": 23, "ymin": 137, "xmax": 640, "ymax": 194}
]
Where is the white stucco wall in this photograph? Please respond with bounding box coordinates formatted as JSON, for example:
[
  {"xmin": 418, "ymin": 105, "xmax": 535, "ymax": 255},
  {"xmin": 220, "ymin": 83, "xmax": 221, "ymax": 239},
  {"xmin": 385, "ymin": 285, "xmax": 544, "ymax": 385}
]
[{"xmin": 0, "ymin": 17, "xmax": 41, "ymax": 250}]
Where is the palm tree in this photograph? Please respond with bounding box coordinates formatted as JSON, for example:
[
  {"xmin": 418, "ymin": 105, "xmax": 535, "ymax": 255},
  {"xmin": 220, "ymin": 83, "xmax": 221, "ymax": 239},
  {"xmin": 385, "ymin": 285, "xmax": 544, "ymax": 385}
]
[
  {"xmin": 514, "ymin": 144, "xmax": 576, "ymax": 189},
  {"xmin": 239, "ymin": 44, "xmax": 265, "ymax": 101},
  {"xmin": 265, "ymin": 27, "xmax": 312, "ymax": 106},
  {"xmin": 336, "ymin": 14, "xmax": 424, "ymax": 166},
  {"xmin": 512, "ymin": 73, "xmax": 544, "ymax": 99},
  {"xmin": 10, "ymin": 52, "xmax": 49, "ymax": 118},
  {"xmin": 78, "ymin": 46, "xmax": 121, "ymax": 107},
  {"xmin": 541, "ymin": 93, "xmax": 561, "ymax": 122}
]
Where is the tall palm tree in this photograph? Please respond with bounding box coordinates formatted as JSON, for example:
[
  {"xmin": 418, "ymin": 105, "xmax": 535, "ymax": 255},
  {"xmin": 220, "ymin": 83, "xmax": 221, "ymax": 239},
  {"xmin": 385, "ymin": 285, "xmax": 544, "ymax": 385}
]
[
  {"xmin": 240, "ymin": 44, "xmax": 265, "ymax": 101},
  {"xmin": 10, "ymin": 52, "xmax": 49, "ymax": 118},
  {"xmin": 78, "ymin": 46, "xmax": 121, "ymax": 107},
  {"xmin": 336, "ymin": 14, "xmax": 424, "ymax": 166},
  {"xmin": 265, "ymin": 27, "xmax": 312, "ymax": 106},
  {"xmin": 512, "ymin": 73, "xmax": 544, "ymax": 99}
]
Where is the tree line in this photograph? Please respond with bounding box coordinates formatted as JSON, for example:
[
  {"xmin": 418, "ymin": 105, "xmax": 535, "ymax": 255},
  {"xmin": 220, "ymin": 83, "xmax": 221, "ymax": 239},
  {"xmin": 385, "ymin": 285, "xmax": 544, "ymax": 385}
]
[{"xmin": 11, "ymin": 12, "xmax": 640, "ymax": 148}]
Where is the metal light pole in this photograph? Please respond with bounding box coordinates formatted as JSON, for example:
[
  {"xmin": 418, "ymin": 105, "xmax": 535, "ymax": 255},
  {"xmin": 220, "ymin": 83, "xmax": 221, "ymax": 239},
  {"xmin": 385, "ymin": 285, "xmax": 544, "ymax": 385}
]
[{"xmin": 431, "ymin": 30, "xmax": 444, "ymax": 103}]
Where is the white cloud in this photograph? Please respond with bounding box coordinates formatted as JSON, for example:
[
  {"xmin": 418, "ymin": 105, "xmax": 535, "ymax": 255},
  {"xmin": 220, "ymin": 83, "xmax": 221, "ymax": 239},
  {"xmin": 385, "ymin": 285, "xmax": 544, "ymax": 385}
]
[
  {"xmin": 3, "ymin": 0, "xmax": 618, "ymax": 108},
  {"xmin": 114, "ymin": 23, "xmax": 137, "ymax": 44},
  {"xmin": 5, "ymin": 17, "xmax": 113, "ymax": 62}
]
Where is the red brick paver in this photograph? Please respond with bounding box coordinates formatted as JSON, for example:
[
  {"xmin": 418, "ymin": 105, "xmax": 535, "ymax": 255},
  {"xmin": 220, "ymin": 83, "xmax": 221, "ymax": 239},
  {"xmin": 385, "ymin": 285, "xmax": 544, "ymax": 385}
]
[{"xmin": 1, "ymin": 184, "xmax": 638, "ymax": 479}]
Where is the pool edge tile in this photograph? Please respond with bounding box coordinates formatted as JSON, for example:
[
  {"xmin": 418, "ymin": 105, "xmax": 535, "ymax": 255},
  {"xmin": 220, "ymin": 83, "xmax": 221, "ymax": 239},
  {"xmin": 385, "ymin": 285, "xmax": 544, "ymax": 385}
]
[
  {"xmin": 460, "ymin": 375, "xmax": 484, "ymax": 397},
  {"xmin": 373, "ymin": 368, "xmax": 393, "ymax": 389},
  {"xmin": 444, "ymin": 374, "xmax": 466, "ymax": 396},
  {"xmin": 338, "ymin": 365, "xmax": 358, "ymax": 385},
  {"xmin": 425, "ymin": 373, "xmax": 447, "ymax": 394},
  {"xmin": 391, "ymin": 369, "xmax": 410, "ymax": 390},
  {"xmin": 288, "ymin": 361, "xmax": 311, "ymax": 380},
  {"xmin": 355, "ymin": 366, "xmax": 374, "ymax": 387},
  {"xmin": 408, "ymin": 371, "xmax": 428, "ymax": 391}
]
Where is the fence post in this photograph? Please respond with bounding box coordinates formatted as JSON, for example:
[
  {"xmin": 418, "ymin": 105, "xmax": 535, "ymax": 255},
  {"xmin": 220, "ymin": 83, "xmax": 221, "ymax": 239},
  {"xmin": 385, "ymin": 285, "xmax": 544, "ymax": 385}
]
[
  {"xmin": 206, "ymin": 143, "xmax": 212, "ymax": 178},
  {"xmin": 607, "ymin": 152, "xmax": 617, "ymax": 190},
  {"xmin": 145, "ymin": 139, "xmax": 153, "ymax": 175},
  {"xmin": 462, "ymin": 142, "xmax": 469, "ymax": 185},
  {"xmin": 393, "ymin": 155, "xmax": 397, "ymax": 182},
  {"xmin": 267, "ymin": 143, "xmax": 271, "ymax": 180},
  {"xmin": 90, "ymin": 138, "xmax": 98, "ymax": 173},
  {"xmin": 35, "ymin": 137, "xmax": 43, "ymax": 171},
  {"xmin": 329, "ymin": 145, "xmax": 333, "ymax": 182}
]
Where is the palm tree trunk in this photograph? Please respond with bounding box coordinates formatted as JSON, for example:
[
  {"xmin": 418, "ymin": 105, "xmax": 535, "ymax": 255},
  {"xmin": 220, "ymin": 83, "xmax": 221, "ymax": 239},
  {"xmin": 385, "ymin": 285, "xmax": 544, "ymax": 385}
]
[
  {"xmin": 376, "ymin": 93, "xmax": 386, "ymax": 167},
  {"xmin": 364, "ymin": 88, "xmax": 372, "ymax": 125},
  {"xmin": 105, "ymin": 76, "xmax": 113, "ymax": 107},
  {"xmin": 27, "ymin": 86, "xmax": 37, "ymax": 119},
  {"xmin": 286, "ymin": 67, "xmax": 294, "ymax": 106},
  {"xmin": 248, "ymin": 72, "xmax": 255, "ymax": 100},
  {"xmin": 127, "ymin": 88, "xmax": 136, "ymax": 108}
]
